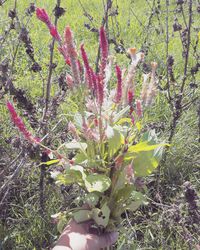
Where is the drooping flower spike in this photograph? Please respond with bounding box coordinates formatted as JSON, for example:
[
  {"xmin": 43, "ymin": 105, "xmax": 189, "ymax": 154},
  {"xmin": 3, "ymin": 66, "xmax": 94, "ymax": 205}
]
[
  {"xmin": 36, "ymin": 8, "xmax": 61, "ymax": 43},
  {"xmin": 7, "ymin": 101, "xmax": 40, "ymax": 144}
]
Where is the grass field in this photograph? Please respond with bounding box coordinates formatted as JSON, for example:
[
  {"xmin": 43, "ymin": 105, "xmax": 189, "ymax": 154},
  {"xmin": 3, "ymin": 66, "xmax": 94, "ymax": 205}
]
[{"xmin": 0, "ymin": 0, "xmax": 199, "ymax": 249}]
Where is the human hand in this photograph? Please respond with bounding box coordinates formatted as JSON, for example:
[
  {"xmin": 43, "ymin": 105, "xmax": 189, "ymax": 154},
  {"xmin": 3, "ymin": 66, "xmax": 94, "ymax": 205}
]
[{"xmin": 52, "ymin": 220, "xmax": 118, "ymax": 250}]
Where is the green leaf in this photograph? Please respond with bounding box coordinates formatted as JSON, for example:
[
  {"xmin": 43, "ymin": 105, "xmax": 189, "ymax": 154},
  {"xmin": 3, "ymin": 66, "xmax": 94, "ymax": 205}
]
[
  {"xmin": 74, "ymin": 152, "xmax": 87, "ymax": 164},
  {"xmin": 85, "ymin": 174, "xmax": 111, "ymax": 193},
  {"xmin": 85, "ymin": 192, "xmax": 100, "ymax": 208},
  {"xmin": 132, "ymin": 149, "xmax": 160, "ymax": 176},
  {"xmin": 114, "ymin": 184, "xmax": 134, "ymax": 204},
  {"xmin": 108, "ymin": 128, "xmax": 124, "ymax": 157},
  {"xmin": 116, "ymin": 118, "xmax": 132, "ymax": 125},
  {"xmin": 57, "ymin": 214, "xmax": 68, "ymax": 233},
  {"xmin": 126, "ymin": 201, "xmax": 142, "ymax": 211},
  {"xmin": 127, "ymin": 141, "xmax": 169, "ymax": 154},
  {"xmin": 73, "ymin": 210, "xmax": 92, "ymax": 223},
  {"xmin": 127, "ymin": 191, "xmax": 147, "ymax": 211},
  {"xmin": 92, "ymin": 203, "xmax": 110, "ymax": 227},
  {"xmin": 56, "ymin": 166, "xmax": 85, "ymax": 185},
  {"xmin": 40, "ymin": 159, "xmax": 60, "ymax": 166}
]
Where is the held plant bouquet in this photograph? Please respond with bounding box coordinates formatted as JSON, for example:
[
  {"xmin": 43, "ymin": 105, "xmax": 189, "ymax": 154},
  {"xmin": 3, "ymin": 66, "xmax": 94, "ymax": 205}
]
[{"xmin": 7, "ymin": 8, "xmax": 169, "ymax": 233}]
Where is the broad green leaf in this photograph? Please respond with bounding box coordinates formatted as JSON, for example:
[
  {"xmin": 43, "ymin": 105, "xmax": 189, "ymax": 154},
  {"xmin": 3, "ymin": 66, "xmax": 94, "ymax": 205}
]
[
  {"xmin": 126, "ymin": 201, "xmax": 142, "ymax": 211},
  {"xmin": 85, "ymin": 174, "xmax": 111, "ymax": 193},
  {"xmin": 64, "ymin": 142, "xmax": 87, "ymax": 151},
  {"xmin": 92, "ymin": 203, "xmax": 110, "ymax": 227},
  {"xmin": 127, "ymin": 191, "xmax": 147, "ymax": 211},
  {"xmin": 73, "ymin": 210, "xmax": 92, "ymax": 223},
  {"xmin": 114, "ymin": 184, "xmax": 134, "ymax": 204},
  {"xmin": 71, "ymin": 165, "xmax": 86, "ymax": 179},
  {"xmin": 132, "ymin": 150, "xmax": 159, "ymax": 176},
  {"xmin": 85, "ymin": 192, "xmax": 100, "ymax": 207},
  {"xmin": 74, "ymin": 152, "xmax": 87, "ymax": 164}
]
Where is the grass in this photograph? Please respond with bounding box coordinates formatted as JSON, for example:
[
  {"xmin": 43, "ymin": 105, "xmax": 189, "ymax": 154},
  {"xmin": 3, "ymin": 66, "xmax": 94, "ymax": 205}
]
[{"xmin": 0, "ymin": 0, "xmax": 199, "ymax": 249}]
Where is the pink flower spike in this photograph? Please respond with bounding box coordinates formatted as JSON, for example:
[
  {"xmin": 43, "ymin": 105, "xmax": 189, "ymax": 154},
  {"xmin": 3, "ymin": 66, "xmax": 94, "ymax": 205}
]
[
  {"xmin": 6, "ymin": 101, "xmax": 39, "ymax": 144},
  {"xmin": 66, "ymin": 74, "xmax": 74, "ymax": 89},
  {"xmin": 36, "ymin": 8, "xmax": 51, "ymax": 27},
  {"xmin": 49, "ymin": 25, "xmax": 62, "ymax": 42},
  {"xmin": 99, "ymin": 27, "xmax": 108, "ymax": 79},
  {"xmin": 114, "ymin": 65, "xmax": 122, "ymax": 103},
  {"xmin": 97, "ymin": 74, "xmax": 104, "ymax": 106},
  {"xmin": 64, "ymin": 26, "xmax": 80, "ymax": 85},
  {"xmin": 136, "ymin": 99, "xmax": 143, "ymax": 118}
]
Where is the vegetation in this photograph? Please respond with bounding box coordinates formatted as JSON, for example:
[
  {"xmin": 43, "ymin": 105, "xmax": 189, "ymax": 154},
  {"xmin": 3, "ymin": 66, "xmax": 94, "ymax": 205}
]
[{"xmin": 0, "ymin": 0, "xmax": 199, "ymax": 249}]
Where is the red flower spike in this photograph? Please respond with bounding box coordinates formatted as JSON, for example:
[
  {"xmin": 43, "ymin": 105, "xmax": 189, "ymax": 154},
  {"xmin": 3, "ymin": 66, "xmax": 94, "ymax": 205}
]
[
  {"xmin": 114, "ymin": 65, "xmax": 122, "ymax": 103},
  {"xmin": 80, "ymin": 44, "xmax": 93, "ymax": 89}
]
